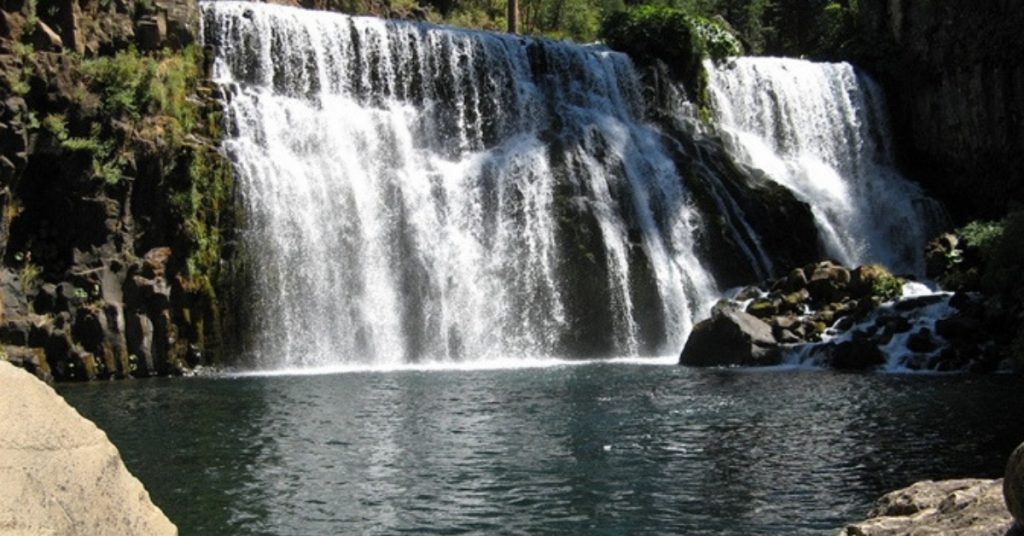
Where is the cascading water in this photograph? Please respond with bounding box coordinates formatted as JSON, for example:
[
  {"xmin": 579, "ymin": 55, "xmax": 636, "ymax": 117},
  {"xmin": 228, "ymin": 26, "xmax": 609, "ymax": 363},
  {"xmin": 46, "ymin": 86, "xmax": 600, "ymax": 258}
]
[
  {"xmin": 705, "ymin": 58, "xmax": 944, "ymax": 274},
  {"xmin": 202, "ymin": 2, "xmax": 944, "ymax": 369},
  {"xmin": 201, "ymin": 1, "xmax": 718, "ymax": 367}
]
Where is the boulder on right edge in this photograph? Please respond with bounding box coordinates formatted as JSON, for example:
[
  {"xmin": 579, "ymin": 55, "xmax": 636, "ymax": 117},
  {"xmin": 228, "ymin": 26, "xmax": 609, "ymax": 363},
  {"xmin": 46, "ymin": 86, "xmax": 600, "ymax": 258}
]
[
  {"xmin": 679, "ymin": 300, "xmax": 782, "ymax": 367},
  {"xmin": 1006, "ymin": 442, "xmax": 1024, "ymax": 528},
  {"xmin": 0, "ymin": 360, "xmax": 177, "ymax": 535},
  {"xmin": 839, "ymin": 479, "xmax": 1015, "ymax": 536}
]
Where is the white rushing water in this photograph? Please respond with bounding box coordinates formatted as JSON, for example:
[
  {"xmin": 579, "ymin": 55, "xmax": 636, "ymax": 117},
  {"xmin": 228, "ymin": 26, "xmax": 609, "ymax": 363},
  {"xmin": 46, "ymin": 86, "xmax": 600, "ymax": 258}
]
[
  {"xmin": 202, "ymin": 3, "xmax": 943, "ymax": 369},
  {"xmin": 705, "ymin": 58, "xmax": 944, "ymax": 274},
  {"xmin": 202, "ymin": 1, "xmax": 718, "ymax": 367}
]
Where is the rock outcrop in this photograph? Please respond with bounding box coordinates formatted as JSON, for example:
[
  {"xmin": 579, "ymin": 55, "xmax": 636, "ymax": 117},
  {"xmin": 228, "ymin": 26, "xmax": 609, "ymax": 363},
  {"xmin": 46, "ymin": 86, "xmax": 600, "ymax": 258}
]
[
  {"xmin": 839, "ymin": 479, "xmax": 1015, "ymax": 536},
  {"xmin": 0, "ymin": 360, "xmax": 177, "ymax": 534}
]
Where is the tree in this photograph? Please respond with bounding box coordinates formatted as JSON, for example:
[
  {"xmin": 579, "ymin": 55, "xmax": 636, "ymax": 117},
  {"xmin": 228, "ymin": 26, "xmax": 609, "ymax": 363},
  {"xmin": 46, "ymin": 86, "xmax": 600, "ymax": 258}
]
[{"xmin": 508, "ymin": 0, "xmax": 519, "ymax": 32}]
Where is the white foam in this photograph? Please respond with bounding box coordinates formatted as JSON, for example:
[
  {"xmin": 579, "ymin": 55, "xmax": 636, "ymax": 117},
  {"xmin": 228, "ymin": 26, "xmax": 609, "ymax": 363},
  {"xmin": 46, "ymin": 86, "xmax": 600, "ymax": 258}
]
[{"xmin": 220, "ymin": 355, "xmax": 679, "ymax": 378}]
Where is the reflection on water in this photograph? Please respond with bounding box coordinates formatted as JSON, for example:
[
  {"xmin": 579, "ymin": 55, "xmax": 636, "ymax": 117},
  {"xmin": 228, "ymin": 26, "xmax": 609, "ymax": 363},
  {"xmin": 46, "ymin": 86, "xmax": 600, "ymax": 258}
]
[{"xmin": 60, "ymin": 365, "xmax": 1024, "ymax": 535}]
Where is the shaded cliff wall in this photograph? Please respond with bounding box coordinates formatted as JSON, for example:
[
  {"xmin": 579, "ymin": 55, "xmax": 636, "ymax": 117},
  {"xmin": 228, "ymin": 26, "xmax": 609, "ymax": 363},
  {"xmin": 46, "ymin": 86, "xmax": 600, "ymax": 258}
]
[
  {"xmin": 0, "ymin": 0, "xmax": 240, "ymax": 381},
  {"xmin": 856, "ymin": 0, "xmax": 1024, "ymax": 221}
]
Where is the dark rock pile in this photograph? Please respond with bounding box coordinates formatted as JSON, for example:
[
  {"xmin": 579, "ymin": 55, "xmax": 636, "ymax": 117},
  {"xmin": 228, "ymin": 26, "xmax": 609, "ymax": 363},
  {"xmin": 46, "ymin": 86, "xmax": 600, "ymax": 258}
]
[{"xmin": 680, "ymin": 260, "xmax": 1001, "ymax": 371}]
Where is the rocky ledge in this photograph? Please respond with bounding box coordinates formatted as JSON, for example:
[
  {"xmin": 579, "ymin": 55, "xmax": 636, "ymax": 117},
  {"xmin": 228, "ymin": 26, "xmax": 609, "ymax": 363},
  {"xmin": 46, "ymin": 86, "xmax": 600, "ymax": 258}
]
[
  {"xmin": 840, "ymin": 441, "xmax": 1024, "ymax": 535},
  {"xmin": 839, "ymin": 479, "xmax": 1015, "ymax": 536},
  {"xmin": 0, "ymin": 360, "xmax": 176, "ymax": 533}
]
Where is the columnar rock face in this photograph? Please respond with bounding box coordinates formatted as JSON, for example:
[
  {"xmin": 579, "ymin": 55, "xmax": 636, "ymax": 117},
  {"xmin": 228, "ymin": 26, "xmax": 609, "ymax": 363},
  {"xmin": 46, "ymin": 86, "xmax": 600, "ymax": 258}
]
[
  {"xmin": 839, "ymin": 479, "xmax": 1014, "ymax": 536},
  {"xmin": 0, "ymin": 0, "xmax": 238, "ymax": 380},
  {"xmin": 0, "ymin": 360, "xmax": 177, "ymax": 534},
  {"xmin": 857, "ymin": 0, "xmax": 1024, "ymax": 219}
]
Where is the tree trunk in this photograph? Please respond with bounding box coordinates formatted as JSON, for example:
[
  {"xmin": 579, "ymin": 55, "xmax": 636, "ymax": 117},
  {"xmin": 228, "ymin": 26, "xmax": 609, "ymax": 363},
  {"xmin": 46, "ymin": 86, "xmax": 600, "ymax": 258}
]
[{"xmin": 507, "ymin": 0, "xmax": 519, "ymax": 33}]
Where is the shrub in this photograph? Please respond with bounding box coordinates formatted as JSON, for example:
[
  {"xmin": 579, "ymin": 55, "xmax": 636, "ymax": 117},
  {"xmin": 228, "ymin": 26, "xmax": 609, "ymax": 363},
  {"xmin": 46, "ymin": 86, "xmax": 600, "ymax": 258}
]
[
  {"xmin": 599, "ymin": 6, "xmax": 741, "ymax": 72},
  {"xmin": 599, "ymin": 5, "xmax": 741, "ymax": 109},
  {"xmin": 600, "ymin": 6, "xmax": 701, "ymax": 78},
  {"xmin": 871, "ymin": 271, "xmax": 903, "ymax": 301}
]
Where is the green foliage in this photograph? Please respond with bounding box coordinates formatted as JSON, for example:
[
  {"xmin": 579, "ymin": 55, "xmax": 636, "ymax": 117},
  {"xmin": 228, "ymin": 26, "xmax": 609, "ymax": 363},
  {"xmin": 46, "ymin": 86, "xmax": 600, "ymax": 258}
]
[
  {"xmin": 688, "ymin": 15, "xmax": 742, "ymax": 60},
  {"xmin": 599, "ymin": 5, "xmax": 739, "ymax": 108},
  {"xmin": 599, "ymin": 6, "xmax": 741, "ymax": 68},
  {"xmin": 42, "ymin": 114, "xmax": 69, "ymax": 142},
  {"xmin": 82, "ymin": 46, "xmax": 201, "ymax": 136},
  {"xmin": 19, "ymin": 261, "xmax": 42, "ymax": 293},
  {"xmin": 72, "ymin": 46, "xmax": 205, "ymax": 186},
  {"xmin": 871, "ymin": 271, "xmax": 903, "ymax": 301},
  {"xmin": 600, "ymin": 6, "xmax": 699, "ymax": 71},
  {"xmin": 975, "ymin": 213, "xmax": 1024, "ymax": 300},
  {"xmin": 960, "ymin": 220, "xmax": 1004, "ymax": 256}
]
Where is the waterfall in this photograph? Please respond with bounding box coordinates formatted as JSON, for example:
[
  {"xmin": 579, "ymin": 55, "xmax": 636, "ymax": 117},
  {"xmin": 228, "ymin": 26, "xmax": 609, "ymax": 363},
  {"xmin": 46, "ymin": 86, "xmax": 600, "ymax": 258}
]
[
  {"xmin": 202, "ymin": 2, "xmax": 943, "ymax": 369},
  {"xmin": 201, "ymin": 1, "xmax": 717, "ymax": 367},
  {"xmin": 705, "ymin": 58, "xmax": 943, "ymax": 274}
]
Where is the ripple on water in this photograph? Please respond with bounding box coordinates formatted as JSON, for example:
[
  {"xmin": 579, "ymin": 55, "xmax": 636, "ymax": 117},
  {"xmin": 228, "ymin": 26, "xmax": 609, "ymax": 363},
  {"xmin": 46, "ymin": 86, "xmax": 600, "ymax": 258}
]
[{"xmin": 59, "ymin": 363, "xmax": 1024, "ymax": 536}]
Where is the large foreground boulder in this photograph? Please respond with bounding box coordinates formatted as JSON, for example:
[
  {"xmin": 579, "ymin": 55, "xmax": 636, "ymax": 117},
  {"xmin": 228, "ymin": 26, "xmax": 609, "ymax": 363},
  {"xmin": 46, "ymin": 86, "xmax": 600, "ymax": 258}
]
[
  {"xmin": 0, "ymin": 360, "xmax": 177, "ymax": 535},
  {"xmin": 679, "ymin": 301, "xmax": 782, "ymax": 367},
  {"xmin": 839, "ymin": 479, "xmax": 1015, "ymax": 536},
  {"xmin": 1007, "ymin": 442, "xmax": 1024, "ymax": 528}
]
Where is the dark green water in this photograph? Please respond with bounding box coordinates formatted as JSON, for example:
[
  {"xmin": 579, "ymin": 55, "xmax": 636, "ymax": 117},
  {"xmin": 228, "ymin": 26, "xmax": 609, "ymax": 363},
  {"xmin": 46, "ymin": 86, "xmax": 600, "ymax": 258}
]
[{"xmin": 60, "ymin": 363, "xmax": 1024, "ymax": 535}]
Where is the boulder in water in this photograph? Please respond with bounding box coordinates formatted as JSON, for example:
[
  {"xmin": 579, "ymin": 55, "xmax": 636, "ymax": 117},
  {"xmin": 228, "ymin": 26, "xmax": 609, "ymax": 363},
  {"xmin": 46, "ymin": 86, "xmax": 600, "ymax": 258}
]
[
  {"xmin": 0, "ymin": 360, "xmax": 177, "ymax": 534},
  {"xmin": 679, "ymin": 301, "xmax": 781, "ymax": 367},
  {"xmin": 812, "ymin": 338, "xmax": 886, "ymax": 371}
]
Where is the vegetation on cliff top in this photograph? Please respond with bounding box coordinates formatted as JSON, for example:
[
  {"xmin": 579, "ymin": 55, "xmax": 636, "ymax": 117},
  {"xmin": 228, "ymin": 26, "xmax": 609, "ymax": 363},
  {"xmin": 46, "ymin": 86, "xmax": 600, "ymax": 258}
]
[{"xmin": 304, "ymin": 0, "xmax": 859, "ymax": 57}]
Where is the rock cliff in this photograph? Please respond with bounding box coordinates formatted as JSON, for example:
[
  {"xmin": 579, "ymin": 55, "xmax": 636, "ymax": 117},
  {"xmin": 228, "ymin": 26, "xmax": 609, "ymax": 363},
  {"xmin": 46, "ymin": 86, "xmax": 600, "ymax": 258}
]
[
  {"xmin": 856, "ymin": 0, "xmax": 1024, "ymax": 220},
  {"xmin": 0, "ymin": 0, "xmax": 239, "ymax": 380}
]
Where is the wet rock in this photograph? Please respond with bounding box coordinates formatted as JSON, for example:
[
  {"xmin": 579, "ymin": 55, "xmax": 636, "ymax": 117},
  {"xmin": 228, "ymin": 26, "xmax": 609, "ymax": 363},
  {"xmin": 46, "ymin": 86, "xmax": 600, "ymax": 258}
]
[
  {"xmin": 936, "ymin": 316, "xmax": 983, "ymax": 340},
  {"xmin": 679, "ymin": 301, "xmax": 781, "ymax": 367},
  {"xmin": 1006, "ymin": 442, "xmax": 1024, "ymax": 528},
  {"xmin": 849, "ymin": 264, "xmax": 899, "ymax": 299},
  {"xmin": 926, "ymin": 233, "xmax": 959, "ymax": 279},
  {"xmin": 783, "ymin": 267, "xmax": 808, "ymax": 293},
  {"xmin": 839, "ymin": 479, "xmax": 1014, "ymax": 536},
  {"xmin": 780, "ymin": 288, "xmax": 810, "ymax": 312},
  {"xmin": 906, "ymin": 328, "xmax": 939, "ymax": 354},
  {"xmin": 814, "ymin": 339, "xmax": 885, "ymax": 371},
  {"xmin": 0, "ymin": 360, "xmax": 177, "ymax": 534},
  {"xmin": 894, "ymin": 294, "xmax": 947, "ymax": 311},
  {"xmin": 807, "ymin": 260, "xmax": 851, "ymax": 303},
  {"xmin": 745, "ymin": 298, "xmax": 777, "ymax": 319},
  {"xmin": 734, "ymin": 285, "xmax": 763, "ymax": 301},
  {"xmin": 950, "ymin": 291, "xmax": 985, "ymax": 316}
]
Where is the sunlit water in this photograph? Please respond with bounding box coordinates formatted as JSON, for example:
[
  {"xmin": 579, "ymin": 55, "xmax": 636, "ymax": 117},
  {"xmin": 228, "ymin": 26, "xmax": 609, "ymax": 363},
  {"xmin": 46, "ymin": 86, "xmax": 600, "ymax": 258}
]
[{"xmin": 62, "ymin": 363, "xmax": 1024, "ymax": 535}]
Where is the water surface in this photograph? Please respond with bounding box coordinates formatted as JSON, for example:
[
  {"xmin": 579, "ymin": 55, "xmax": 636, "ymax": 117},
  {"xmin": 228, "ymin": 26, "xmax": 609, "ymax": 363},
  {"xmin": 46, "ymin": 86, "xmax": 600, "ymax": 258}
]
[{"xmin": 61, "ymin": 363, "xmax": 1024, "ymax": 535}]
